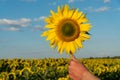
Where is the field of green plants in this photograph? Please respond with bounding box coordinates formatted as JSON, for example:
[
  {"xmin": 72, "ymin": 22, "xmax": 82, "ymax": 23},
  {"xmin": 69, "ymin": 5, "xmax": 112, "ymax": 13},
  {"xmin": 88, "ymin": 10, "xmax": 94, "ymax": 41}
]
[{"xmin": 0, "ymin": 58, "xmax": 120, "ymax": 80}]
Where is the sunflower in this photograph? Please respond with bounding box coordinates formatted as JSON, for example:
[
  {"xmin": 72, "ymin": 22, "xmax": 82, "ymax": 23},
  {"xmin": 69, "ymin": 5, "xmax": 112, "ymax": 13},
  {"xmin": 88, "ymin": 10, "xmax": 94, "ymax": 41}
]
[{"xmin": 41, "ymin": 5, "xmax": 91, "ymax": 55}]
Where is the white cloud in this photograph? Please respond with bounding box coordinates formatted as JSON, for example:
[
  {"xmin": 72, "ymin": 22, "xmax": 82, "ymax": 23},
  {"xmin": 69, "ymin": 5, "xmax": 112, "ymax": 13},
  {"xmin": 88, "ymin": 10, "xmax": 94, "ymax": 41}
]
[
  {"xmin": 52, "ymin": 2, "xmax": 56, "ymax": 5},
  {"xmin": 103, "ymin": 0, "xmax": 110, "ymax": 3},
  {"xmin": 34, "ymin": 16, "xmax": 46, "ymax": 22},
  {"xmin": 117, "ymin": 7, "xmax": 120, "ymax": 11},
  {"xmin": 114, "ymin": 7, "xmax": 120, "ymax": 11},
  {"xmin": 85, "ymin": 6, "xmax": 110, "ymax": 12},
  {"xmin": 68, "ymin": 0, "xmax": 84, "ymax": 3},
  {"xmin": 0, "ymin": 27, "xmax": 20, "ymax": 31},
  {"xmin": 0, "ymin": 16, "xmax": 47, "ymax": 32},
  {"xmin": 21, "ymin": 0, "xmax": 37, "ymax": 2},
  {"xmin": 84, "ymin": 7, "xmax": 93, "ymax": 12},
  {"xmin": 0, "ymin": 18, "xmax": 31, "ymax": 27},
  {"xmin": 95, "ymin": 6, "xmax": 110, "ymax": 12},
  {"xmin": 31, "ymin": 25, "xmax": 44, "ymax": 32},
  {"xmin": 68, "ymin": 0, "xmax": 75, "ymax": 3},
  {"xmin": 48, "ymin": 2, "xmax": 56, "ymax": 6}
]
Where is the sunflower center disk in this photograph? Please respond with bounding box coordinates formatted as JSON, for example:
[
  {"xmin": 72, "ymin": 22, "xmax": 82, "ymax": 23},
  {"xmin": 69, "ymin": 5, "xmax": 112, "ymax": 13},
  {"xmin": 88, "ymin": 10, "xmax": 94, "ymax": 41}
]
[
  {"xmin": 62, "ymin": 22, "xmax": 75, "ymax": 37},
  {"xmin": 57, "ymin": 20, "xmax": 80, "ymax": 42}
]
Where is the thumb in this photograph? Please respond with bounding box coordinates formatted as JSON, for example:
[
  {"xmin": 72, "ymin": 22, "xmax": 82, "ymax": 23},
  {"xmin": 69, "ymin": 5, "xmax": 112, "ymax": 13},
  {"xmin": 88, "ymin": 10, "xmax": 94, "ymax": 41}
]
[{"xmin": 71, "ymin": 56, "xmax": 77, "ymax": 61}]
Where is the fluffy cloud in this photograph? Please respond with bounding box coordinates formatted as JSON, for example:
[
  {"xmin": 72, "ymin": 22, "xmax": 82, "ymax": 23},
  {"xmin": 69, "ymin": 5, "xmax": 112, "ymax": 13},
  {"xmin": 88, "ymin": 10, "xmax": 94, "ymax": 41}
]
[
  {"xmin": 68, "ymin": 0, "xmax": 75, "ymax": 3},
  {"xmin": 117, "ymin": 7, "xmax": 120, "ymax": 11},
  {"xmin": 0, "ymin": 16, "xmax": 46, "ymax": 32},
  {"xmin": 0, "ymin": 27, "xmax": 20, "ymax": 31},
  {"xmin": 48, "ymin": 2, "xmax": 56, "ymax": 6},
  {"xmin": 68, "ymin": 0, "xmax": 84, "ymax": 3},
  {"xmin": 103, "ymin": 0, "xmax": 110, "ymax": 3},
  {"xmin": 20, "ymin": 0, "xmax": 37, "ymax": 2},
  {"xmin": 85, "ymin": 6, "xmax": 110, "ymax": 12},
  {"xmin": 31, "ymin": 25, "xmax": 44, "ymax": 32},
  {"xmin": 95, "ymin": 6, "xmax": 110, "ymax": 12},
  {"xmin": 34, "ymin": 16, "xmax": 46, "ymax": 22},
  {"xmin": 0, "ymin": 18, "xmax": 31, "ymax": 27}
]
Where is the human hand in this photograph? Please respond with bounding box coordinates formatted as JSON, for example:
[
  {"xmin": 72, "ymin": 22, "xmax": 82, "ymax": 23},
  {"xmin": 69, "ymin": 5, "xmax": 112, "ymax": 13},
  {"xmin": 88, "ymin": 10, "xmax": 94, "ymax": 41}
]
[
  {"xmin": 68, "ymin": 56, "xmax": 87, "ymax": 80},
  {"xmin": 68, "ymin": 56, "xmax": 100, "ymax": 80}
]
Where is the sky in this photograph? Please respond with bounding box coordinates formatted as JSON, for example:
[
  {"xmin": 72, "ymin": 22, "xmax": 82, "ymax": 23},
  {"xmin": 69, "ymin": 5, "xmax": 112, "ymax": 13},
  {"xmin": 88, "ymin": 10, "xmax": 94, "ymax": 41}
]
[{"xmin": 0, "ymin": 0, "xmax": 120, "ymax": 58}]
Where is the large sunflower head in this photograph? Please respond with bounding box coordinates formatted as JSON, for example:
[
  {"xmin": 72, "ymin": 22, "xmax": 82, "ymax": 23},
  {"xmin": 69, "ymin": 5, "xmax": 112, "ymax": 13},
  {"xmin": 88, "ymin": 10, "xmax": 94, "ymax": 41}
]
[{"xmin": 41, "ymin": 5, "xmax": 91, "ymax": 55}]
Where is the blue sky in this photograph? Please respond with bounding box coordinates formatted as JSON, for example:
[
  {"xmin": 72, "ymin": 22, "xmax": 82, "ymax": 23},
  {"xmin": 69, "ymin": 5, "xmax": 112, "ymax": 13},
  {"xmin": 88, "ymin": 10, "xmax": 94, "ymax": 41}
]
[{"xmin": 0, "ymin": 0, "xmax": 120, "ymax": 58}]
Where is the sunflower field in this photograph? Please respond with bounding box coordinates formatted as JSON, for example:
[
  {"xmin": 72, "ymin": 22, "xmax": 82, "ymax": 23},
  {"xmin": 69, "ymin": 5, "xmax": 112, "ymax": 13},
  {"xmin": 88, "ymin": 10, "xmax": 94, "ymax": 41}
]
[{"xmin": 0, "ymin": 58, "xmax": 120, "ymax": 80}]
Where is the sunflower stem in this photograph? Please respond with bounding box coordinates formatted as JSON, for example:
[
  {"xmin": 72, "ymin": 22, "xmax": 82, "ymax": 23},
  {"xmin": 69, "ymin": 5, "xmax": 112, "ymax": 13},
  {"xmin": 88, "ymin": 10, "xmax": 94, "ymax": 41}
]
[{"xmin": 69, "ymin": 52, "xmax": 74, "ymax": 59}]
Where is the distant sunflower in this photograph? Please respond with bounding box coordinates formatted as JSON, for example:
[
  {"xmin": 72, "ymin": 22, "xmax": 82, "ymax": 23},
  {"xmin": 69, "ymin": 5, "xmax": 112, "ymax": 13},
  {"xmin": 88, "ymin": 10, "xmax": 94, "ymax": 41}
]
[{"xmin": 41, "ymin": 5, "xmax": 91, "ymax": 55}]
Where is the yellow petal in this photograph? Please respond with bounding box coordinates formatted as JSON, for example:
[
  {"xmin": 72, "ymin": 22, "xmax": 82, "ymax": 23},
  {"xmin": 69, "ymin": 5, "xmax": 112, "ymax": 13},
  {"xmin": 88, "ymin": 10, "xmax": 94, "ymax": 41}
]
[
  {"xmin": 50, "ymin": 39, "xmax": 55, "ymax": 46},
  {"xmin": 65, "ymin": 42, "xmax": 76, "ymax": 54},
  {"xmin": 45, "ymin": 24, "xmax": 56, "ymax": 29},
  {"xmin": 45, "ymin": 17, "xmax": 50, "ymax": 23},
  {"xmin": 80, "ymin": 33, "xmax": 90, "ymax": 39},
  {"xmin": 78, "ymin": 11, "xmax": 83, "ymax": 17},
  {"xmin": 41, "ymin": 31, "xmax": 48, "ymax": 36},
  {"xmin": 47, "ymin": 29, "xmax": 56, "ymax": 33},
  {"xmin": 57, "ymin": 6, "xmax": 63, "ymax": 17},
  {"xmin": 46, "ymin": 32, "xmax": 56, "ymax": 40},
  {"xmin": 68, "ymin": 10, "xmax": 74, "ymax": 18},
  {"xmin": 58, "ymin": 6, "xmax": 61, "ymax": 13},
  {"xmin": 45, "ymin": 17, "xmax": 53, "ymax": 23},
  {"xmin": 69, "ymin": 42, "xmax": 76, "ymax": 54},
  {"xmin": 78, "ymin": 14, "xmax": 88, "ymax": 23},
  {"xmin": 63, "ymin": 5, "xmax": 69, "ymax": 17},
  {"xmin": 80, "ymin": 24, "xmax": 91, "ymax": 31},
  {"xmin": 75, "ymin": 38, "xmax": 83, "ymax": 48},
  {"xmin": 50, "ymin": 10, "xmax": 55, "ymax": 16},
  {"xmin": 59, "ymin": 42, "xmax": 66, "ymax": 54},
  {"xmin": 73, "ymin": 41, "xmax": 78, "ymax": 49},
  {"xmin": 50, "ymin": 39, "xmax": 57, "ymax": 48},
  {"xmin": 66, "ymin": 43, "xmax": 70, "ymax": 54},
  {"xmin": 50, "ymin": 37, "xmax": 59, "ymax": 48},
  {"xmin": 72, "ymin": 9, "xmax": 79, "ymax": 19},
  {"xmin": 57, "ymin": 41, "xmax": 63, "ymax": 53}
]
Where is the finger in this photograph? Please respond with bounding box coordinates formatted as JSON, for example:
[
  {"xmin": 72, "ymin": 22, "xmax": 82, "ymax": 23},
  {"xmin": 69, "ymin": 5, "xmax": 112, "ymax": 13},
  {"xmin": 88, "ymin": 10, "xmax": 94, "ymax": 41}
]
[
  {"xmin": 68, "ymin": 65, "xmax": 76, "ymax": 73},
  {"xmin": 69, "ymin": 73, "xmax": 79, "ymax": 80},
  {"xmin": 68, "ymin": 59, "xmax": 73, "ymax": 65},
  {"xmin": 69, "ymin": 61, "xmax": 76, "ymax": 67},
  {"xmin": 69, "ymin": 73, "xmax": 76, "ymax": 80},
  {"xmin": 68, "ymin": 67, "xmax": 72, "ymax": 74},
  {"xmin": 68, "ymin": 65, "xmax": 72, "ymax": 70},
  {"xmin": 72, "ymin": 56, "xmax": 77, "ymax": 61}
]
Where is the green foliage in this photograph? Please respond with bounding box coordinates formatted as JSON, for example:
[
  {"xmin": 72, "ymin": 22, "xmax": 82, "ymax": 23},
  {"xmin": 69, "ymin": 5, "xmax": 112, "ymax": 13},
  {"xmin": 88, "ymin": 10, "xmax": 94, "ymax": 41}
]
[{"xmin": 0, "ymin": 58, "xmax": 120, "ymax": 80}]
